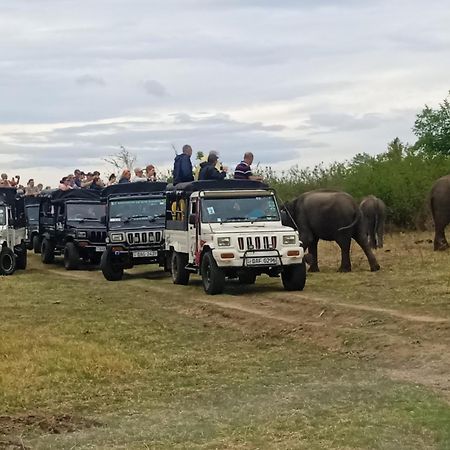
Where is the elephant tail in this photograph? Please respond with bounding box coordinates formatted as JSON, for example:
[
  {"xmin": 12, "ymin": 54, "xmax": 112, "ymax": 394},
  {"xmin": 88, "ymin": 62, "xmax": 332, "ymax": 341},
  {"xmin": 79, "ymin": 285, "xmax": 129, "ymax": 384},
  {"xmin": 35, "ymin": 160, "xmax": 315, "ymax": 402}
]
[{"xmin": 337, "ymin": 209, "xmax": 361, "ymax": 231}]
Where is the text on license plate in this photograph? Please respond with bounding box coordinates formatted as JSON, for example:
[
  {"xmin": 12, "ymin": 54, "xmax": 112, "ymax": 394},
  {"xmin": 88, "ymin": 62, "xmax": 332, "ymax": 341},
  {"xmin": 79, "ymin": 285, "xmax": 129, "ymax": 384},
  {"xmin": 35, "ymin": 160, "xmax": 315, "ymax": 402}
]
[
  {"xmin": 95, "ymin": 246, "xmax": 106, "ymax": 252},
  {"xmin": 246, "ymin": 256, "xmax": 278, "ymax": 266},
  {"xmin": 132, "ymin": 250, "xmax": 158, "ymax": 258}
]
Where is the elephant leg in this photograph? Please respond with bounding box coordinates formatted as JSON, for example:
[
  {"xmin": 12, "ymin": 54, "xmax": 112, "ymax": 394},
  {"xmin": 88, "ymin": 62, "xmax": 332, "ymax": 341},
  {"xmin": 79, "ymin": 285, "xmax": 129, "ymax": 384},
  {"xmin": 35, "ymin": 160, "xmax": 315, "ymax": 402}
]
[
  {"xmin": 336, "ymin": 236, "xmax": 352, "ymax": 272},
  {"xmin": 368, "ymin": 218, "xmax": 377, "ymax": 249},
  {"xmin": 307, "ymin": 238, "xmax": 320, "ymax": 272},
  {"xmin": 433, "ymin": 221, "xmax": 449, "ymax": 251},
  {"xmin": 377, "ymin": 219, "xmax": 384, "ymax": 249},
  {"xmin": 354, "ymin": 230, "xmax": 380, "ymax": 272}
]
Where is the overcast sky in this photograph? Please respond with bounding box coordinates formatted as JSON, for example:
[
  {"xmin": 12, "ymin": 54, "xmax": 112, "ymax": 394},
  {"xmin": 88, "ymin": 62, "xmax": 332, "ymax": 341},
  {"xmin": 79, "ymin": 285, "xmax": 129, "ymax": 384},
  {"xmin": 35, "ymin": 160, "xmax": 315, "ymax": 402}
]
[{"xmin": 1, "ymin": 0, "xmax": 449, "ymax": 186}]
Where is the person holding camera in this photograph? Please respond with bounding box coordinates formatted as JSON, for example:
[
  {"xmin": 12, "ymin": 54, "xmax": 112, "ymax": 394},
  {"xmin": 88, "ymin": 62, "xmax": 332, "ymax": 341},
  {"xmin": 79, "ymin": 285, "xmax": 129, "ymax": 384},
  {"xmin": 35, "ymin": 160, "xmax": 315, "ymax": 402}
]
[
  {"xmin": 0, "ymin": 173, "xmax": 20, "ymax": 187},
  {"xmin": 198, "ymin": 151, "xmax": 228, "ymax": 181}
]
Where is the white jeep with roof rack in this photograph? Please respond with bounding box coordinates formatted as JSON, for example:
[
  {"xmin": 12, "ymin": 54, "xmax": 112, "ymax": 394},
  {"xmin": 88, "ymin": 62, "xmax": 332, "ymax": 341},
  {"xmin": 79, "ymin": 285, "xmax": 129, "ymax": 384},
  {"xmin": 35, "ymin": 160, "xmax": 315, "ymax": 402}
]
[
  {"xmin": 0, "ymin": 188, "xmax": 27, "ymax": 275},
  {"xmin": 165, "ymin": 180, "xmax": 306, "ymax": 295}
]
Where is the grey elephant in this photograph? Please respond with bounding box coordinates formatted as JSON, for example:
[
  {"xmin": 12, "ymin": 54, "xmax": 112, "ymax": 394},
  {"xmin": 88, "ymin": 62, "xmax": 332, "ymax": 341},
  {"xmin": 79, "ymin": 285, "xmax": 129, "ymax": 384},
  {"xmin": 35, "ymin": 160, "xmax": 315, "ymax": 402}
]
[
  {"xmin": 430, "ymin": 175, "xmax": 450, "ymax": 251},
  {"xmin": 283, "ymin": 190, "xmax": 380, "ymax": 272},
  {"xmin": 360, "ymin": 195, "xmax": 386, "ymax": 249}
]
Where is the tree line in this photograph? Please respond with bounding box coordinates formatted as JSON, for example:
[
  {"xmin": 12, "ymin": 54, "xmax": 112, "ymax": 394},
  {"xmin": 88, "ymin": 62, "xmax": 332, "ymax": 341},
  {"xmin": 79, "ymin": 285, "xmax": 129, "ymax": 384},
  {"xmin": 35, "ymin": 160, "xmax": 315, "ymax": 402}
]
[{"xmin": 265, "ymin": 92, "xmax": 450, "ymax": 229}]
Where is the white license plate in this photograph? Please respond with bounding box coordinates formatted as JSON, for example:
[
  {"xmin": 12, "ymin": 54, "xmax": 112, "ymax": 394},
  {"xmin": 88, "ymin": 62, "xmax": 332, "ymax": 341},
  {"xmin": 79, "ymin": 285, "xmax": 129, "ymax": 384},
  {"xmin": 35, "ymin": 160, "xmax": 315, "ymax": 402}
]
[
  {"xmin": 132, "ymin": 250, "xmax": 158, "ymax": 258},
  {"xmin": 246, "ymin": 256, "xmax": 278, "ymax": 266},
  {"xmin": 95, "ymin": 246, "xmax": 106, "ymax": 252}
]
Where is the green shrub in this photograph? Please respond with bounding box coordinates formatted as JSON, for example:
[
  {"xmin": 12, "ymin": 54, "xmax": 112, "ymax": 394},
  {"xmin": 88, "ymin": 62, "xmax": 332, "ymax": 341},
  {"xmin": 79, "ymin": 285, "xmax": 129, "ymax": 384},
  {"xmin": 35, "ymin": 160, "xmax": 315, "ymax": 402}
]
[{"xmin": 259, "ymin": 148, "xmax": 450, "ymax": 229}]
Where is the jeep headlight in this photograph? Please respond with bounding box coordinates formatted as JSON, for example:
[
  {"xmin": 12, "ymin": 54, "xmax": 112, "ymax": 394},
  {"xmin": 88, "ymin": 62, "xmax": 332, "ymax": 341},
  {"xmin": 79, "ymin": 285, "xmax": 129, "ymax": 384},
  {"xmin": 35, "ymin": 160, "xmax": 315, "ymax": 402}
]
[
  {"xmin": 77, "ymin": 231, "xmax": 87, "ymax": 238},
  {"xmin": 217, "ymin": 236, "xmax": 231, "ymax": 247},
  {"xmin": 110, "ymin": 232, "xmax": 125, "ymax": 242},
  {"xmin": 283, "ymin": 235, "xmax": 296, "ymax": 245}
]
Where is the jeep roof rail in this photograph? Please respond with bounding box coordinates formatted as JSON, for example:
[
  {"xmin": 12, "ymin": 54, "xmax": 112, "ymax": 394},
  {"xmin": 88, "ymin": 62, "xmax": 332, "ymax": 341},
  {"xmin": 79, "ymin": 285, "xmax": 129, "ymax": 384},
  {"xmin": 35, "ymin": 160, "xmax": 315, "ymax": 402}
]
[
  {"xmin": 101, "ymin": 181, "xmax": 168, "ymax": 199},
  {"xmin": 24, "ymin": 196, "xmax": 44, "ymax": 206},
  {"xmin": 168, "ymin": 180, "xmax": 269, "ymax": 193},
  {"xmin": 44, "ymin": 189, "xmax": 102, "ymax": 203}
]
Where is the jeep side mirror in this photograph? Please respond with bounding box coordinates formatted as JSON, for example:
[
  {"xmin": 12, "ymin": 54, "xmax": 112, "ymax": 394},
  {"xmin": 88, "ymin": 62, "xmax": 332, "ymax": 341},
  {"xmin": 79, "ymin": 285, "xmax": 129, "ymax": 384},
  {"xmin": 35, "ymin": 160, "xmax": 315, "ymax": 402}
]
[
  {"xmin": 188, "ymin": 214, "xmax": 196, "ymax": 225},
  {"xmin": 280, "ymin": 210, "xmax": 288, "ymax": 224},
  {"xmin": 100, "ymin": 216, "xmax": 106, "ymax": 225}
]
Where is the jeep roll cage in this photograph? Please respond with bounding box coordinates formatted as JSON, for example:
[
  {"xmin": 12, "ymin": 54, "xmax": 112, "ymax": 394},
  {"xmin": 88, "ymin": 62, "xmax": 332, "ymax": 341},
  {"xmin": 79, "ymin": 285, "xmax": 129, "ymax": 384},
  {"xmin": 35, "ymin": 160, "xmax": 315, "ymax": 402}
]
[
  {"xmin": 101, "ymin": 181, "xmax": 168, "ymax": 200},
  {"xmin": 166, "ymin": 180, "xmax": 273, "ymax": 231},
  {"xmin": 0, "ymin": 188, "xmax": 26, "ymax": 228}
]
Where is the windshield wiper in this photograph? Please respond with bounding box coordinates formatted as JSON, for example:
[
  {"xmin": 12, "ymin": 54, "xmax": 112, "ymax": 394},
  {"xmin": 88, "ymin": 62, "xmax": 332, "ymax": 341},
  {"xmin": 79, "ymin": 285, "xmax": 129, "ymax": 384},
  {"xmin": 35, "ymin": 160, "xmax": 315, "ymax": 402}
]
[
  {"xmin": 123, "ymin": 215, "xmax": 157, "ymax": 223},
  {"xmin": 221, "ymin": 216, "xmax": 248, "ymax": 223},
  {"xmin": 253, "ymin": 215, "xmax": 279, "ymax": 222}
]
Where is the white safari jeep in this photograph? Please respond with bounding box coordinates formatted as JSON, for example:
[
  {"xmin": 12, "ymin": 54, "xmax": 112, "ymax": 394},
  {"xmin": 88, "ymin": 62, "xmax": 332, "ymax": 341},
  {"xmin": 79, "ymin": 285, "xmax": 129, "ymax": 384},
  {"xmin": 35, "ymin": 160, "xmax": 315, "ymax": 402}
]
[
  {"xmin": 0, "ymin": 188, "xmax": 27, "ymax": 275},
  {"xmin": 165, "ymin": 180, "xmax": 306, "ymax": 295}
]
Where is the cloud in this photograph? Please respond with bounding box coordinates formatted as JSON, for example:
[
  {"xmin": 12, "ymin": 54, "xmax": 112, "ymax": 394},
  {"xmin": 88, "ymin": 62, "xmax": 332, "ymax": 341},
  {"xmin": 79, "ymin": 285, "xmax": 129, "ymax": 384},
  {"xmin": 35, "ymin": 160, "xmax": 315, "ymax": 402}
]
[
  {"xmin": 75, "ymin": 74, "xmax": 106, "ymax": 86},
  {"xmin": 0, "ymin": 0, "xmax": 449, "ymax": 186},
  {"xmin": 0, "ymin": 112, "xmax": 325, "ymax": 173},
  {"xmin": 142, "ymin": 80, "xmax": 168, "ymax": 97},
  {"xmin": 305, "ymin": 112, "xmax": 384, "ymax": 133}
]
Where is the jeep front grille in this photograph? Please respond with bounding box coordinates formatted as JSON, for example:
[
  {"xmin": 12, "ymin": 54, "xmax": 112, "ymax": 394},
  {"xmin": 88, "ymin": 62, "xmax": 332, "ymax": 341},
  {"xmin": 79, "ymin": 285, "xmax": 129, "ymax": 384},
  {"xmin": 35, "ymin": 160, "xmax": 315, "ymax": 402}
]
[
  {"xmin": 238, "ymin": 236, "xmax": 277, "ymax": 251},
  {"xmin": 88, "ymin": 231, "xmax": 107, "ymax": 243},
  {"xmin": 126, "ymin": 231, "xmax": 163, "ymax": 245}
]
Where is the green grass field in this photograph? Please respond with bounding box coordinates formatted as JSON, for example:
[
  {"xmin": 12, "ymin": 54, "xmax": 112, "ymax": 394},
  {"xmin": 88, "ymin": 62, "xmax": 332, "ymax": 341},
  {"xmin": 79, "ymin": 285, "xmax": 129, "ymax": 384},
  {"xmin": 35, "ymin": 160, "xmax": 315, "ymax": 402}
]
[{"xmin": 1, "ymin": 232, "xmax": 450, "ymax": 449}]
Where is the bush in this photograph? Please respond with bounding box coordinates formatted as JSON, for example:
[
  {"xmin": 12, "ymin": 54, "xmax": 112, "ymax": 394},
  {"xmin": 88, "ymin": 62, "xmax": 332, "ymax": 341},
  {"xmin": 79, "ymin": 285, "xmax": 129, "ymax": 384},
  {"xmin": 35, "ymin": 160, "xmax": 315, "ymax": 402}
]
[{"xmin": 259, "ymin": 148, "xmax": 450, "ymax": 229}]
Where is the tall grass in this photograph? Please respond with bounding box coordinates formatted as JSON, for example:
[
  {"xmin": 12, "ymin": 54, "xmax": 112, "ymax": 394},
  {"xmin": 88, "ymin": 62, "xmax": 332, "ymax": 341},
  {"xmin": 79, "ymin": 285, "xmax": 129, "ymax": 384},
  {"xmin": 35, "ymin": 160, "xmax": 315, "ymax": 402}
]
[{"xmin": 261, "ymin": 149, "xmax": 450, "ymax": 229}]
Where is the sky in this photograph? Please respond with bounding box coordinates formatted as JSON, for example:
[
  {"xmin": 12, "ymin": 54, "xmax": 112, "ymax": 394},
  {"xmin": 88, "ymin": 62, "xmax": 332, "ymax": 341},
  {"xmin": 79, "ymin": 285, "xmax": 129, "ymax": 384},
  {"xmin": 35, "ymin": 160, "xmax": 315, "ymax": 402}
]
[{"xmin": 1, "ymin": 0, "xmax": 449, "ymax": 186}]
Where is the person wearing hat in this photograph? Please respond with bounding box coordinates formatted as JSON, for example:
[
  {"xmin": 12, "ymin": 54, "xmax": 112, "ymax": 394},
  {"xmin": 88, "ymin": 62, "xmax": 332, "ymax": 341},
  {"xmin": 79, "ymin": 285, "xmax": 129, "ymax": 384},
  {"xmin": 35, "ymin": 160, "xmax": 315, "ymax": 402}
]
[{"xmin": 198, "ymin": 151, "xmax": 228, "ymax": 181}]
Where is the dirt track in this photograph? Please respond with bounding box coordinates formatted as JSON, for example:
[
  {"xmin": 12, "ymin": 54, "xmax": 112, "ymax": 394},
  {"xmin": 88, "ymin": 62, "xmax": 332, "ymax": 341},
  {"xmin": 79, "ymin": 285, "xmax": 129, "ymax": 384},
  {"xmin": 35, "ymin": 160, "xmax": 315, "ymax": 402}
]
[{"xmin": 34, "ymin": 258, "xmax": 450, "ymax": 401}]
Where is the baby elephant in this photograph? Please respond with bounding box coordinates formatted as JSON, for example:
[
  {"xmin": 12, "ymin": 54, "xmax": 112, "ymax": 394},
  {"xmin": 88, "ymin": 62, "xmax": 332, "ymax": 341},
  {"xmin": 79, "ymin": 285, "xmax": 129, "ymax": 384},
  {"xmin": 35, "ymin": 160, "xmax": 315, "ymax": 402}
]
[{"xmin": 360, "ymin": 195, "xmax": 386, "ymax": 249}]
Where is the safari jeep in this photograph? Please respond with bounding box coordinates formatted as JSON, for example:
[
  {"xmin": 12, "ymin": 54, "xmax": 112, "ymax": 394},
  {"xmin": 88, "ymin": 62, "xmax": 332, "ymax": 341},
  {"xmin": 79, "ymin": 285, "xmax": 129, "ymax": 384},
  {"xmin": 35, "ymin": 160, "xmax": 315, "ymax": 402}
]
[
  {"xmin": 100, "ymin": 181, "xmax": 167, "ymax": 281},
  {"xmin": 39, "ymin": 189, "xmax": 107, "ymax": 270},
  {"xmin": 165, "ymin": 180, "xmax": 306, "ymax": 295},
  {"xmin": 0, "ymin": 188, "xmax": 27, "ymax": 275},
  {"xmin": 24, "ymin": 196, "xmax": 43, "ymax": 253}
]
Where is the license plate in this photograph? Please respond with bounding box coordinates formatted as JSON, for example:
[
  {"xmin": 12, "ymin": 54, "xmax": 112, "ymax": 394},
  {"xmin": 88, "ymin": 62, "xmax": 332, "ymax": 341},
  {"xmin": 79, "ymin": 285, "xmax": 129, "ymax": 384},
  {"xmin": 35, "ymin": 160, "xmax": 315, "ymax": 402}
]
[
  {"xmin": 132, "ymin": 250, "xmax": 158, "ymax": 258},
  {"xmin": 246, "ymin": 256, "xmax": 278, "ymax": 266},
  {"xmin": 95, "ymin": 246, "xmax": 106, "ymax": 252}
]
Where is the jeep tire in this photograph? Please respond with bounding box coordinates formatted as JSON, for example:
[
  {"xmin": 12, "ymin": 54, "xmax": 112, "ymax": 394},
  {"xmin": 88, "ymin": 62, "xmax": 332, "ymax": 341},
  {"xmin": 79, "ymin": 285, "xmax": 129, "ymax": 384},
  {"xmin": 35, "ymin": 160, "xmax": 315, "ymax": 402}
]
[
  {"xmin": 201, "ymin": 252, "xmax": 225, "ymax": 295},
  {"xmin": 281, "ymin": 263, "xmax": 306, "ymax": 291},
  {"xmin": 0, "ymin": 247, "xmax": 16, "ymax": 275},
  {"xmin": 33, "ymin": 235, "xmax": 42, "ymax": 254},
  {"xmin": 41, "ymin": 238, "xmax": 55, "ymax": 264},
  {"xmin": 171, "ymin": 251, "xmax": 190, "ymax": 285},
  {"xmin": 15, "ymin": 242, "xmax": 27, "ymax": 270},
  {"xmin": 64, "ymin": 242, "xmax": 80, "ymax": 270},
  {"xmin": 101, "ymin": 250, "xmax": 124, "ymax": 281}
]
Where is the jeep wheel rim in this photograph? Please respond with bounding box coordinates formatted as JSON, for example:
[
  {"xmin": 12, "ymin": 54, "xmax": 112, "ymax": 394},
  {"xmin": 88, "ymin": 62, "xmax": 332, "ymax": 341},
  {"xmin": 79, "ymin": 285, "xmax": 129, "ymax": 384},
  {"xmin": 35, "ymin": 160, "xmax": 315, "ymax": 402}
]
[
  {"xmin": 204, "ymin": 262, "xmax": 211, "ymax": 289},
  {"xmin": 2, "ymin": 254, "xmax": 14, "ymax": 272}
]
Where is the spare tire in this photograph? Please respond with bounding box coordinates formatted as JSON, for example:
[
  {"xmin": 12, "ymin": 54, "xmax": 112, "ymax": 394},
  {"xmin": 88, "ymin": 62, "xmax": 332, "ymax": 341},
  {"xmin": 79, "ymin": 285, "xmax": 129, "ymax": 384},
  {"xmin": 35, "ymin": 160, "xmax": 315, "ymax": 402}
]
[{"xmin": 0, "ymin": 247, "xmax": 16, "ymax": 275}]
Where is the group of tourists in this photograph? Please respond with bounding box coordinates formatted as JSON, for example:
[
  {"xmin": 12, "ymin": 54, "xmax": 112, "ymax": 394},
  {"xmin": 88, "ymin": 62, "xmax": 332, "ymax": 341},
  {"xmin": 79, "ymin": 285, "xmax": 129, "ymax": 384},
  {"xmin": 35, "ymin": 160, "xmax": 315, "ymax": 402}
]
[
  {"xmin": 0, "ymin": 173, "xmax": 46, "ymax": 196},
  {"xmin": 58, "ymin": 164, "xmax": 157, "ymax": 191},
  {"xmin": 173, "ymin": 145, "xmax": 262, "ymax": 184},
  {"xmin": 1, "ymin": 146, "xmax": 260, "ymax": 195}
]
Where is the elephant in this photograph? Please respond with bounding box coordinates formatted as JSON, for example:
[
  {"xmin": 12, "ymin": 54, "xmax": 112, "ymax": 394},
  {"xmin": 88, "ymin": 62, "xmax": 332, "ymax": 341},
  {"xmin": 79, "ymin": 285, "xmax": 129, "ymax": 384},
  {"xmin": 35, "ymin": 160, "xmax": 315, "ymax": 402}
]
[
  {"xmin": 360, "ymin": 195, "xmax": 386, "ymax": 249},
  {"xmin": 430, "ymin": 175, "xmax": 450, "ymax": 251},
  {"xmin": 283, "ymin": 189, "xmax": 380, "ymax": 272}
]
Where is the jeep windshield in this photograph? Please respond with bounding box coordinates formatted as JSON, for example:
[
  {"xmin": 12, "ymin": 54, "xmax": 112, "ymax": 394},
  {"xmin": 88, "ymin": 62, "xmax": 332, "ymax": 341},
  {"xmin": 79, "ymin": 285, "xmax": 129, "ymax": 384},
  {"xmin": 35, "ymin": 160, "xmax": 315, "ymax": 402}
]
[
  {"xmin": 26, "ymin": 205, "xmax": 39, "ymax": 222},
  {"xmin": 109, "ymin": 198, "xmax": 165, "ymax": 228},
  {"xmin": 66, "ymin": 203, "xmax": 105, "ymax": 222},
  {"xmin": 0, "ymin": 206, "xmax": 6, "ymax": 226},
  {"xmin": 201, "ymin": 196, "xmax": 280, "ymax": 223}
]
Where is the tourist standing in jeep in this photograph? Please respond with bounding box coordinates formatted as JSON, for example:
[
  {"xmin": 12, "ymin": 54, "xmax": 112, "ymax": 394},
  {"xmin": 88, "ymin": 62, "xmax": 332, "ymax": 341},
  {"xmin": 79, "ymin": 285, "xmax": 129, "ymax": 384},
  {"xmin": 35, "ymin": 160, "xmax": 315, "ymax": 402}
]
[
  {"xmin": 165, "ymin": 180, "xmax": 306, "ymax": 295},
  {"xmin": 100, "ymin": 181, "xmax": 167, "ymax": 281}
]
